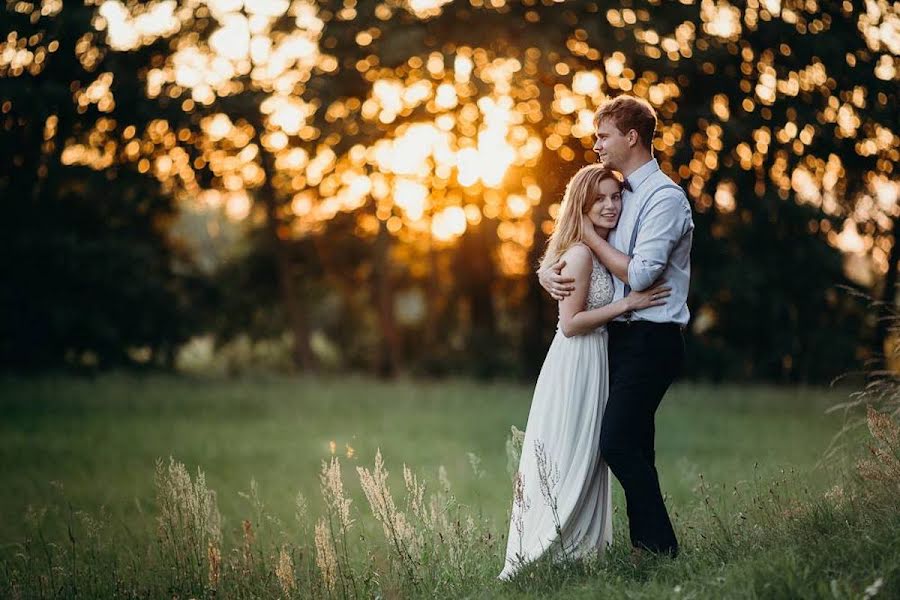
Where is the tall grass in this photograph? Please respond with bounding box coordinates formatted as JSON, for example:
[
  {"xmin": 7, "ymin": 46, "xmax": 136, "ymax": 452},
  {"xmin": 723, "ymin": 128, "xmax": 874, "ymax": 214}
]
[
  {"xmin": 3, "ymin": 323, "xmax": 899, "ymax": 599},
  {"xmin": 2, "ymin": 390, "xmax": 898, "ymax": 598}
]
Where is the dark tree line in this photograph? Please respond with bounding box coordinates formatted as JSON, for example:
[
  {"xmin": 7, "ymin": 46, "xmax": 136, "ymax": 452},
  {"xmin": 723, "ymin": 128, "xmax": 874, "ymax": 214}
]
[{"xmin": 1, "ymin": 0, "xmax": 895, "ymax": 382}]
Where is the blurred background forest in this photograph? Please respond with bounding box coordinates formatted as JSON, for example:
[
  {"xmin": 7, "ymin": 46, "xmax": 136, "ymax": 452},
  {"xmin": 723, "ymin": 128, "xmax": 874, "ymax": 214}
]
[{"xmin": 1, "ymin": 0, "xmax": 897, "ymax": 383}]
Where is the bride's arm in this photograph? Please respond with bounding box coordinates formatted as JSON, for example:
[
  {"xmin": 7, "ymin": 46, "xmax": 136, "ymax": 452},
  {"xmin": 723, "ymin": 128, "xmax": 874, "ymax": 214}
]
[
  {"xmin": 580, "ymin": 218, "xmax": 631, "ymax": 284},
  {"xmin": 559, "ymin": 246, "xmax": 671, "ymax": 338},
  {"xmin": 587, "ymin": 236, "xmax": 631, "ymax": 283}
]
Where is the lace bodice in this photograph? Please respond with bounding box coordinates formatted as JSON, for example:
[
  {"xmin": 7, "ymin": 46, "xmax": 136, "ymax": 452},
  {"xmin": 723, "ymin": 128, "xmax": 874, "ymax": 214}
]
[{"xmin": 586, "ymin": 253, "xmax": 614, "ymax": 310}]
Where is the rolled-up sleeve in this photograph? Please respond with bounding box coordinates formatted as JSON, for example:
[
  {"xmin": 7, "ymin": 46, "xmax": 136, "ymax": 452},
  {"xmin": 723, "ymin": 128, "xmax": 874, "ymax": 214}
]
[{"xmin": 627, "ymin": 194, "xmax": 692, "ymax": 291}]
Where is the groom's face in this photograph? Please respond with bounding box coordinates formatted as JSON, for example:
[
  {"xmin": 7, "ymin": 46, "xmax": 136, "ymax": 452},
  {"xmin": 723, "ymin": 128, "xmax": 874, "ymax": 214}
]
[{"xmin": 592, "ymin": 118, "xmax": 631, "ymax": 170}]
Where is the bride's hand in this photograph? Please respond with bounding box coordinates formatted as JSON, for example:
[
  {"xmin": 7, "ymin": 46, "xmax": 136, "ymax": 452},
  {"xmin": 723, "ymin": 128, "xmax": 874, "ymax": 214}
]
[
  {"xmin": 626, "ymin": 283, "xmax": 672, "ymax": 311},
  {"xmin": 580, "ymin": 214, "xmax": 601, "ymax": 245}
]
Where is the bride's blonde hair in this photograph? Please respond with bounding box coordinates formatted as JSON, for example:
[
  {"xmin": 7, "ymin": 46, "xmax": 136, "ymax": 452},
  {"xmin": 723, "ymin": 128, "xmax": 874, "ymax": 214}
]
[{"xmin": 539, "ymin": 164, "xmax": 623, "ymax": 270}]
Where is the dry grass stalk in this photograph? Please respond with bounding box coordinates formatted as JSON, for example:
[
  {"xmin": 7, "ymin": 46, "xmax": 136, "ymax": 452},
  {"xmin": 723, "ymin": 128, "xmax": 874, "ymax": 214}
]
[
  {"xmin": 207, "ymin": 540, "xmax": 220, "ymax": 590},
  {"xmin": 511, "ymin": 469, "xmax": 530, "ymax": 562},
  {"xmin": 357, "ymin": 450, "xmax": 421, "ymax": 585},
  {"xmin": 241, "ymin": 519, "xmax": 255, "ymax": 569},
  {"xmin": 154, "ymin": 457, "xmax": 221, "ymax": 589},
  {"xmin": 857, "ymin": 406, "xmax": 900, "ymax": 484},
  {"xmin": 294, "ymin": 492, "xmax": 308, "ymax": 531},
  {"xmin": 319, "ymin": 456, "xmax": 359, "ymax": 598},
  {"xmin": 314, "ymin": 517, "xmax": 337, "ymax": 593},
  {"xmin": 506, "ymin": 426, "xmax": 525, "ymax": 480},
  {"xmin": 275, "ymin": 545, "xmax": 295, "ymax": 595},
  {"xmin": 403, "ymin": 465, "xmax": 427, "ymax": 526},
  {"xmin": 320, "ymin": 457, "xmax": 353, "ymax": 532}
]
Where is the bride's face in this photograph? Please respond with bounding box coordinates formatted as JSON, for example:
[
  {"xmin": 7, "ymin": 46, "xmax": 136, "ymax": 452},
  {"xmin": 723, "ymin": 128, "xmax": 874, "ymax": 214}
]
[{"xmin": 585, "ymin": 177, "xmax": 622, "ymax": 230}]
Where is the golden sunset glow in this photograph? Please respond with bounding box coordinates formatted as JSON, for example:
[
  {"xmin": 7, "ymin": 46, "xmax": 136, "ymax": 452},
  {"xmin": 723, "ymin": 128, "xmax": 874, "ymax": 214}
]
[
  {"xmin": 2, "ymin": 0, "xmax": 883, "ymax": 290},
  {"xmin": 700, "ymin": 0, "xmax": 742, "ymax": 41},
  {"xmin": 404, "ymin": 0, "xmax": 455, "ymax": 19}
]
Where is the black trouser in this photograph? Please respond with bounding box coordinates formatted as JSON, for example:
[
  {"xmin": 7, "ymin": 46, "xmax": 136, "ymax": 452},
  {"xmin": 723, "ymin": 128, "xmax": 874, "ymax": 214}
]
[{"xmin": 601, "ymin": 320, "xmax": 683, "ymax": 556}]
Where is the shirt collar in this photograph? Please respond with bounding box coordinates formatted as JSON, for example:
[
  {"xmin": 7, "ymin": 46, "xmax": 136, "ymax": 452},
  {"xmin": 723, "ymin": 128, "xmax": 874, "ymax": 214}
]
[{"xmin": 625, "ymin": 158, "xmax": 660, "ymax": 193}]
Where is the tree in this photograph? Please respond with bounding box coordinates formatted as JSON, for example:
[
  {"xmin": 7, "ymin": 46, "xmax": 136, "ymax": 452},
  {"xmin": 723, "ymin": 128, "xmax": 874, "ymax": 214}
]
[
  {"xmin": 330, "ymin": 0, "xmax": 894, "ymax": 381},
  {"xmin": 0, "ymin": 0, "xmax": 206, "ymax": 369},
  {"xmin": 7, "ymin": 0, "xmax": 893, "ymax": 381}
]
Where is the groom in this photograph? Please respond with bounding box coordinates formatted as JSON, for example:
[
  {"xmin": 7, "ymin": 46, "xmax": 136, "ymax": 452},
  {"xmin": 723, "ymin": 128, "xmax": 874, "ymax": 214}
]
[{"xmin": 539, "ymin": 95, "xmax": 693, "ymax": 557}]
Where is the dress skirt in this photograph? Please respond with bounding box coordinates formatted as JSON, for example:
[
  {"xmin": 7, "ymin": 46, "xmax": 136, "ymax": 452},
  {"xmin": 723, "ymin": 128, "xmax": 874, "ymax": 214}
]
[{"xmin": 499, "ymin": 326, "xmax": 612, "ymax": 580}]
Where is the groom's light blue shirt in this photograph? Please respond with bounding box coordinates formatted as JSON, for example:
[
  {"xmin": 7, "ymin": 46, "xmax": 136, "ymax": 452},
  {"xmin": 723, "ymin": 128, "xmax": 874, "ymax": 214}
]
[{"xmin": 609, "ymin": 158, "xmax": 694, "ymax": 326}]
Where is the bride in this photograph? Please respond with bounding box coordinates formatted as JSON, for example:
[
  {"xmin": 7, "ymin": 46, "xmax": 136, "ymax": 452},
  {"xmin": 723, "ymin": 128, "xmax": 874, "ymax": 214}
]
[{"xmin": 499, "ymin": 164, "xmax": 670, "ymax": 580}]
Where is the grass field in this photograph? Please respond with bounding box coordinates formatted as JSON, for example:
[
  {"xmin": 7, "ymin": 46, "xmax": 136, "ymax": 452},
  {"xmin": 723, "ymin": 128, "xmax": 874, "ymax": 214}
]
[{"xmin": 1, "ymin": 374, "xmax": 897, "ymax": 598}]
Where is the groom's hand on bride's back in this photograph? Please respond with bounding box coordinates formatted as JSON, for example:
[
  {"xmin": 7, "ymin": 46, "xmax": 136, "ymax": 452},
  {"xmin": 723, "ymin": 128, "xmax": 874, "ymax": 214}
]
[{"xmin": 538, "ymin": 260, "xmax": 575, "ymax": 301}]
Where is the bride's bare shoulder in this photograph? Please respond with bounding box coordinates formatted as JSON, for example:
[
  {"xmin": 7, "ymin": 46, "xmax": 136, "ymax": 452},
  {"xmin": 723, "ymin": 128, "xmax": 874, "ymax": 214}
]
[
  {"xmin": 562, "ymin": 242, "xmax": 591, "ymax": 260},
  {"xmin": 560, "ymin": 243, "xmax": 592, "ymax": 272}
]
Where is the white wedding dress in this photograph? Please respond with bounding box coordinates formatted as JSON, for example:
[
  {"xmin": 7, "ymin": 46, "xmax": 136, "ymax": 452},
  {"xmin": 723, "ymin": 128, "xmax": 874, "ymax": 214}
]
[{"xmin": 499, "ymin": 247, "xmax": 613, "ymax": 580}]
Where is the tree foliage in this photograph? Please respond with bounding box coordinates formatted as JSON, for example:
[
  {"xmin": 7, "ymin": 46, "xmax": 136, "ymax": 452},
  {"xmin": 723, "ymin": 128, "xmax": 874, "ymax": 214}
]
[{"xmin": 1, "ymin": 0, "xmax": 896, "ymax": 381}]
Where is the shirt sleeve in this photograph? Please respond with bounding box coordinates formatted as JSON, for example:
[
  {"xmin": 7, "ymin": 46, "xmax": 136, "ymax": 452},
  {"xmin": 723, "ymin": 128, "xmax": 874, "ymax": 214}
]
[{"xmin": 627, "ymin": 192, "xmax": 693, "ymax": 292}]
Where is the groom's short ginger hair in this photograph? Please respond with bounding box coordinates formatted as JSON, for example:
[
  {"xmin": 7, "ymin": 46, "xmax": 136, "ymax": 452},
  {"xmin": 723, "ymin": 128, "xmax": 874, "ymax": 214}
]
[{"xmin": 593, "ymin": 95, "xmax": 657, "ymax": 151}]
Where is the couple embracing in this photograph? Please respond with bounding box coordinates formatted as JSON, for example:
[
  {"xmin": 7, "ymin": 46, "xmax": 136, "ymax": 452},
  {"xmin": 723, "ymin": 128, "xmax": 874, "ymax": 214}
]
[{"xmin": 499, "ymin": 95, "xmax": 694, "ymax": 580}]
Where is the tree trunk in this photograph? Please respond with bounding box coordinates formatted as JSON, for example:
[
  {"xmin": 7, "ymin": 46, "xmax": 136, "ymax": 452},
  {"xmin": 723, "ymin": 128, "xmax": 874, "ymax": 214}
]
[
  {"xmin": 522, "ymin": 200, "xmax": 552, "ymax": 378},
  {"xmin": 256, "ymin": 140, "xmax": 316, "ymax": 372},
  {"xmin": 522, "ymin": 153, "xmax": 562, "ymax": 379},
  {"xmin": 474, "ymin": 222, "xmax": 499, "ymax": 338},
  {"xmin": 373, "ymin": 218, "xmax": 401, "ymax": 377},
  {"xmin": 456, "ymin": 218, "xmax": 499, "ymax": 377},
  {"xmin": 424, "ymin": 235, "xmax": 440, "ymax": 350},
  {"xmin": 875, "ymin": 217, "xmax": 900, "ymax": 366}
]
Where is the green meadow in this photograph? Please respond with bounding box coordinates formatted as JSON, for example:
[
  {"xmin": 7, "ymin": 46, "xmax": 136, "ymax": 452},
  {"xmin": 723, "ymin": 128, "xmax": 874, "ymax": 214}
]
[{"xmin": 1, "ymin": 375, "xmax": 897, "ymax": 598}]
